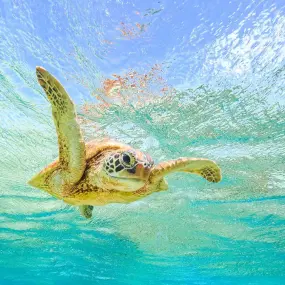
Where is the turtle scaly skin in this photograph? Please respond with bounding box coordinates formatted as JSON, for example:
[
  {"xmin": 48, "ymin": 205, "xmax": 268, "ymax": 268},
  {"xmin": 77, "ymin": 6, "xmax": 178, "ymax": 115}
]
[{"xmin": 29, "ymin": 67, "xmax": 221, "ymax": 218}]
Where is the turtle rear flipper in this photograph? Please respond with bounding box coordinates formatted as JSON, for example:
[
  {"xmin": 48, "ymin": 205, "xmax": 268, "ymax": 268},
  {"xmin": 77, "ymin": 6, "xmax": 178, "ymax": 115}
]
[{"xmin": 79, "ymin": 205, "xmax": 94, "ymax": 219}]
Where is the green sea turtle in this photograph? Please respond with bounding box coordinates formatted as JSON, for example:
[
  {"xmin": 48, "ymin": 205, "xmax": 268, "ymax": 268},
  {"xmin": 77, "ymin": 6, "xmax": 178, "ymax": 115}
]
[{"xmin": 28, "ymin": 67, "xmax": 222, "ymax": 219}]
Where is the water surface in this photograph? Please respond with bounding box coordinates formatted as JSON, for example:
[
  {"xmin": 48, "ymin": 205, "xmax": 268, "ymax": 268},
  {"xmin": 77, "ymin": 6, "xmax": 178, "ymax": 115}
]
[{"xmin": 1, "ymin": 0, "xmax": 285, "ymax": 284}]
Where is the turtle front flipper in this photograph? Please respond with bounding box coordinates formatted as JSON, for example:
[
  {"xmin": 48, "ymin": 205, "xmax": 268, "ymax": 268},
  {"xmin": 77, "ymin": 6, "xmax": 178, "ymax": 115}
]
[
  {"xmin": 79, "ymin": 205, "xmax": 94, "ymax": 219},
  {"xmin": 149, "ymin": 158, "xmax": 222, "ymax": 184},
  {"xmin": 36, "ymin": 67, "xmax": 86, "ymax": 186}
]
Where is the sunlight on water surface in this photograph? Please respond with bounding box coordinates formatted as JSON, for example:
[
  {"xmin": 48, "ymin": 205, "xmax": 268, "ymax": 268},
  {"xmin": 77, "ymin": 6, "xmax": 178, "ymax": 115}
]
[{"xmin": 0, "ymin": 0, "xmax": 285, "ymax": 284}]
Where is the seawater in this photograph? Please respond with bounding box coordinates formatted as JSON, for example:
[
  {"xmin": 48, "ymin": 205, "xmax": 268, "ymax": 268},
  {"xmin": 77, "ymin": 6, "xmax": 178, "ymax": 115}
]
[{"xmin": 0, "ymin": 1, "xmax": 285, "ymax": 284}]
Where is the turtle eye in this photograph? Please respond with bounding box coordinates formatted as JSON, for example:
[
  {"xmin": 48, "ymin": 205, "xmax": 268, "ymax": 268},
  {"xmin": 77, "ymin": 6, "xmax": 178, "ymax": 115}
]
[
  {"xmin": 122, "ymin": 153, "xmax": 130, "ymax": 164},
  {"xmin": 121, "ymin": 152, "xmax": 135, "ymax": 167}
]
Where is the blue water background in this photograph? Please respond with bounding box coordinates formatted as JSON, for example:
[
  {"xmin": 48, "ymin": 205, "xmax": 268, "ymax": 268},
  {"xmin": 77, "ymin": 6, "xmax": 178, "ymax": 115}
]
[{"xmin": 0, "ymin": 0, "xmax": 285, "ymax": 284}]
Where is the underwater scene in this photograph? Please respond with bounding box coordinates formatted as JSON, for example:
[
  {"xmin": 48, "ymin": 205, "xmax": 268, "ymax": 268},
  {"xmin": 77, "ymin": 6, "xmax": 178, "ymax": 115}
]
[{"xmin": 1, "ymin": 0, "xmax": 285, "ymax": 284}]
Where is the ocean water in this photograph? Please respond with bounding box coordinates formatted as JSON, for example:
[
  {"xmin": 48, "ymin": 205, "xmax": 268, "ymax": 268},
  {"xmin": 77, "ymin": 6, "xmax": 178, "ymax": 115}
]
[{"xmin": 1, "ymin": 0, "xmax": 285, "ymax": 284}]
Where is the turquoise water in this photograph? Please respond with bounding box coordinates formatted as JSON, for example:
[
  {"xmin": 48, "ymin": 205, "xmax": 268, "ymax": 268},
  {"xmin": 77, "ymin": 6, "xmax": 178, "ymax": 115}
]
[{"xmin": 1, "ymin": 0, "xmax": 285, "ymax": 284}]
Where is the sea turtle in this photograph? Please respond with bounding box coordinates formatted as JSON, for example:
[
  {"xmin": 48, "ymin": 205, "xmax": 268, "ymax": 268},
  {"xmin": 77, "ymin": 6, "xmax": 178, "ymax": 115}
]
[{"xmin": 28, "ymin": 67, "xmax": 222, "ymax": 219}]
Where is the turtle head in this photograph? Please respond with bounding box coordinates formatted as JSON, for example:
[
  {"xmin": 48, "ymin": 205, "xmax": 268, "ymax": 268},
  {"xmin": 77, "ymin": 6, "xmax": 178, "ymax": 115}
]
[{"xmin": 101, "ymin": 149, "xmax": 154, "ymax": 192}]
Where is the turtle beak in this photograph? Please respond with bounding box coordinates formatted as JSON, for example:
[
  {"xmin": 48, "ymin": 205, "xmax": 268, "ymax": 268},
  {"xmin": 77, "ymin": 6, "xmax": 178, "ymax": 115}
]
[{"xmin": 135, "ymin": 163, "xmax": 151, "ymax": 180}]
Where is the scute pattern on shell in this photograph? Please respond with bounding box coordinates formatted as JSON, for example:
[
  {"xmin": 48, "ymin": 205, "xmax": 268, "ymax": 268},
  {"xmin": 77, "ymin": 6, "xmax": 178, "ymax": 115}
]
[{"xmin": 29, "ymin": 67, "xmax": 222, "ymax": 216}]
